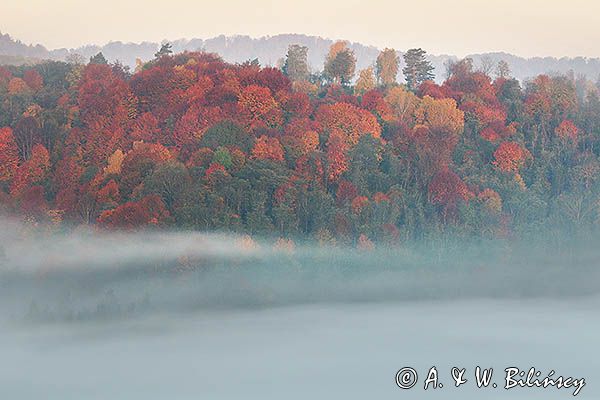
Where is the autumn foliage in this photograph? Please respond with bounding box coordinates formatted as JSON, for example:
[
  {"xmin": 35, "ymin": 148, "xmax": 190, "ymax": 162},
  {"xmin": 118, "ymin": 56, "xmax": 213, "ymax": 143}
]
[
  {"xmin": 493, "ymin": 141, "xmax": 530, "ymax": 173},
  {"xmin": 0, "ymin": 45, "xmax": 598, "ymax": 242},
  {"xmin": 0, "ymin": 127, "xmax": 19, "ymax": 182},
  {"xmin": 98, "ymin": 195, "xmax": 170, "ymax": 229},
  {"xmin": 316, "ymin": 102, "xmax": 381, "ymax": 145}
]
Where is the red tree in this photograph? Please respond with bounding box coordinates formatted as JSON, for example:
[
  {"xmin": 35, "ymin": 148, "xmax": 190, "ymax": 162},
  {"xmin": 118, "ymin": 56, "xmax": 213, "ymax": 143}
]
[
  {"xmin": 493, "ymin": 141, "xmax": 530, "ymax": 173},
  {"xmin": 428, "ymin": 167, "xmax": 473, "ymax": 213},
  {"xmin": 0, "ymin": 127, "xmax": 19, "ymax": 182},
  {"xmin": 238, "ymin": 84, "xmax": 283, "ymax": 130},
  {"xmin": 555, "ymin": 120, "xmax": 578, "ymax": 141},
  {"xmin": 326, "ymin": 129, "xmax": 349, "ymax": 182},
  {"xmin": 251, "ymin": 136, "xmax": 285, "ymax": 161},
  {"xmin": 23, "ymin": 69, "xmax": 44, "ymax": 91},
  {"xmin": 316, "ymin": 102, "xmax": 381, "ymax": 145},
  {"xmin": 98, "ymin": 195, "xmax": 170, "ymax": 229},
  {"xmin": 10, "ymin": 144, "xmax": 50, "ymax": 197}
]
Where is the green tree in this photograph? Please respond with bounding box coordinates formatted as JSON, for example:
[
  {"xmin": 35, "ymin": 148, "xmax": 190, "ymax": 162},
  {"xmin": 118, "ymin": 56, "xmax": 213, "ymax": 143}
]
[
  {"xmin": 402, "ymin": 48, "xmax": 434, "ymax": 91},
  {"xmin": 296, "ymin": 185, "xmax": 335, "ymax": 234},
  {"xmin": 213, "ymin": 146, "xmax": 233, "ymax": 170},
  {"xmin": 347, "ymin": 135, "xmax": 388, "ymax": 194},
  {"xmin": 143, "ymin": 161, "xmax": 190, "ymax": 211},
  {"xmin": 282, "ymin": 44, "xmax": 309, "ymax": 82},
  {"xmin": 324, "ymin": 42, "xmax": 356, "ymax": 85},
  {"xmin": 200, "ymin": 120, "xmax": 254, "ymax": 152},
  {"xmin": 245, "ymin": 191, "xmax": 274, "ymax": 234},
  {"xmin": 89, "ymin": 52, "xmax": 108, "ymax": 65},
  {"xmin": 155, "ymin": 42, "xmax": 173, "ymax": 59}
]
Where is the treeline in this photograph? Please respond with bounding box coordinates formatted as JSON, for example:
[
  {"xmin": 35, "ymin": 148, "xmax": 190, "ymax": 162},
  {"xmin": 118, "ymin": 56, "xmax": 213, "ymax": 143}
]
[
  {"xmin": 1, "ymin": 41, "xmax": 600, "ymax": 245},
  {"xmin": 5, "ymin": 31, "xmax": 600, "ymax": 83}
]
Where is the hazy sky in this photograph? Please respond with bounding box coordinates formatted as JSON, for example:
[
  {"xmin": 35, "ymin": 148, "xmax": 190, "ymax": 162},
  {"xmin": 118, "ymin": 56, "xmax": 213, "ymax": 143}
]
[{"xmin": 1, "ymin": 0, "xmax": 599, "ymax": 57}]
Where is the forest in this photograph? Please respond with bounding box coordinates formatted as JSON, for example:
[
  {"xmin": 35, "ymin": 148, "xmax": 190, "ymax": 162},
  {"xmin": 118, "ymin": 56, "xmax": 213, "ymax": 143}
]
[{"xmin": 1, "ymin": 41, "xmax": 600, "ymax": 246}]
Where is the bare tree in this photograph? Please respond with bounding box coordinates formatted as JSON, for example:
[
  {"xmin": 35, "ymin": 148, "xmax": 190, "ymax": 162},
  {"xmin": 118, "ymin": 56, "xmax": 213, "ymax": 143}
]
[
  {"xmin": 496, "ymin": 60, "xmax": 511, "ymax": 79},
  {"xmin": 479, "ymin": 56, "xmax": 495, "ymax": 76}
]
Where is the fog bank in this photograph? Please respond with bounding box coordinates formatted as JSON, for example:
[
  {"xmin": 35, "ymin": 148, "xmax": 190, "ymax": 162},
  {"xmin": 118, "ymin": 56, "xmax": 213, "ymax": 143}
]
[{"xmin": 1, "ymin": 218, "xmax": 599, "ymax": 399}]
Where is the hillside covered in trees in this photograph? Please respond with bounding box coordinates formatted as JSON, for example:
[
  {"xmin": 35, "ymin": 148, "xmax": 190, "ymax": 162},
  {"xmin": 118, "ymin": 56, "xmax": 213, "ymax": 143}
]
[{"xmin": 1, "ymin": 42, "xmax": 600, "ymax": 245}]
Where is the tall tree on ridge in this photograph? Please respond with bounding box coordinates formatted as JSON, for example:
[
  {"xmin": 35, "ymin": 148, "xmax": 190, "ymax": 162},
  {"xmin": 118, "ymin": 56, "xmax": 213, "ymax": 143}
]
[
  {"xmin": 324, "ymin": 41, "xmax": 356, "ymax": 85},
  {"xmin": 283, "ymin": 44, "xmax": 309, "ymax": 82},
  {"xmin": 155, "ymin": 42, "xmax": 173, "ymax": 59},
  {"xmin": 496, "ymin": 60, "xmax": 511, "ymax": 79},
  {"xmin": 376, "ymin": 48, "xmax": 399, "ymax": 86},
  {"xmin": 403, "ymin": 48, "xmax": 434, "ymax": 91}
]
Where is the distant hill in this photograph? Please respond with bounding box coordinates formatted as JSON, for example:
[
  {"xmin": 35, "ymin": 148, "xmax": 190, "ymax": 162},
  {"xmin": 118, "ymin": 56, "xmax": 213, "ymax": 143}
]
[
  {"xmin": 1, "ymin": 31, "xmax": 600, "ymax": 83},
  {"xmin": 0, "ymin": 32, "xmax": 47, "ymax": 60}
]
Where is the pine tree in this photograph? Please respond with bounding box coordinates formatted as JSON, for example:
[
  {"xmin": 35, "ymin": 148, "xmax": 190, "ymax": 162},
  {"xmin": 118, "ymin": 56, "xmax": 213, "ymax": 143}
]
[
  {"xmin": 402, "ymin": 48, "xmax": 434, "ymax": 91},
  {"xmin": 155, "ymin": 42, "xmax": 173, "ymax": 59}
]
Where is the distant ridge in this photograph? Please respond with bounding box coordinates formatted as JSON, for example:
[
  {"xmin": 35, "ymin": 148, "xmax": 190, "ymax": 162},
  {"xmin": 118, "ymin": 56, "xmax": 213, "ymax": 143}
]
[{"xmin": 2, "ymin": 31, "xmax": 600, "ymax": 82}]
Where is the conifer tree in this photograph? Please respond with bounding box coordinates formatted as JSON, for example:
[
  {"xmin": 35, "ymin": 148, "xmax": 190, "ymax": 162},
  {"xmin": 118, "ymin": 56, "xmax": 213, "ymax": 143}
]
[{"xmin": 403, "ymin": 48, "xmax": 434, "ymax": 91}]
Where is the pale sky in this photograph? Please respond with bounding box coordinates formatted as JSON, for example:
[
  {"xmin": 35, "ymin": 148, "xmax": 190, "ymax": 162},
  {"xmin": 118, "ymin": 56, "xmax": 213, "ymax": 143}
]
[{"xmin": 1, "ymin": 0, "xmax": 599, "ymax": 57}]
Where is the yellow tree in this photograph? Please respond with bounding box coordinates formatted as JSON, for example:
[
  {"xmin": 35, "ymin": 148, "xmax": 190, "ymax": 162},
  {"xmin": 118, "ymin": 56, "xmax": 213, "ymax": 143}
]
[
  {"xmin": 376, "ymin": 48, "xmax": 399, "ymax": 86},
  {"xmin": 355, "ymin": 67, "xmax": 376, "ymax": 95},
  {"xmin": 414, "ymin": 96, "xmax": 464, "ymax": 136},
  {"xmin": 327, "ymin": 41, "xmax": 348, "ymax": 60},
  {"xmin": 385, "ymin": 86, "xmax": 419, "ymax": 124},
  {"xmin": 103, "ymin": 149, "xmax": 125, "ymax": 177}
]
